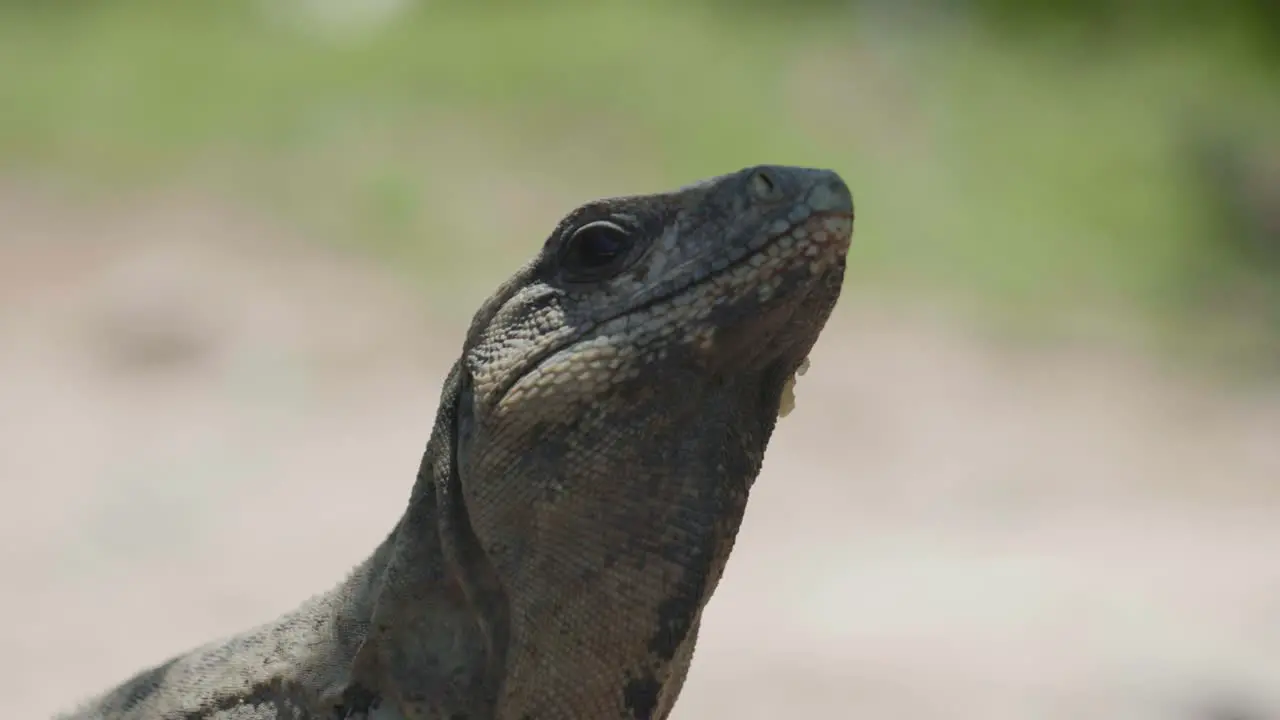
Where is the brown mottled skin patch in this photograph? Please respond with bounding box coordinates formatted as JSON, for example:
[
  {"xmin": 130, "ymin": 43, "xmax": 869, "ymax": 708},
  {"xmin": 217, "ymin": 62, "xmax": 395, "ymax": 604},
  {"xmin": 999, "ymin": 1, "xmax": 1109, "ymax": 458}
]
[{"xmin": 56, "ymin": 165, "xmax": 854, "ymax": 720}]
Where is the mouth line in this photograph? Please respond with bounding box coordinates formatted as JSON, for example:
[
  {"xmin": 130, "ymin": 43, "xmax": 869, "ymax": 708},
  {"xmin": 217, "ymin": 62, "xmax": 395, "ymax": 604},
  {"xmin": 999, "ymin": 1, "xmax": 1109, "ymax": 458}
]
[
  {"xmin": 492, "ymin": 209, "xmax": 853, "ymax": 406},
  {"xmin": 593, "ymin": 208, "xmax": 852, "ymax": 340}
]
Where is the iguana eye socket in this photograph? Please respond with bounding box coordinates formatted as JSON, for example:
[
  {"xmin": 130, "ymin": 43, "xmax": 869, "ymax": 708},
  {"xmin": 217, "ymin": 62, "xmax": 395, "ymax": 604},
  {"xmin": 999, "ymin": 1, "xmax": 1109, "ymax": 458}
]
[{"xmin": 559, "ymin": 220, "xmax": 634, "ymax": 280}]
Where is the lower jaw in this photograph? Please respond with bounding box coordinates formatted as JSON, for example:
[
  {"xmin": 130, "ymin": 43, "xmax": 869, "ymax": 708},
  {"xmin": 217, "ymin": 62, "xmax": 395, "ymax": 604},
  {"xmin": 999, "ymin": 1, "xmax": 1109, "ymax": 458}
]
[
  {"xmin": 698, "ymin": 260, "xmax": 843, "ymax": 375},
  {"xmin": 716, "ymin": 262, "xmax": 846, "ymax": 416}
]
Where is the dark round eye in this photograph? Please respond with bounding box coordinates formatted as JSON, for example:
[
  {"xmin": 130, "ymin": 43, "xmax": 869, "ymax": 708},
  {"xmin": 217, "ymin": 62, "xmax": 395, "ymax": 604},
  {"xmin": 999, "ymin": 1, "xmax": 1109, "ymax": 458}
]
[{"xmin": 561, "ymin": 220, "xmax": 633, "ymax": 277}]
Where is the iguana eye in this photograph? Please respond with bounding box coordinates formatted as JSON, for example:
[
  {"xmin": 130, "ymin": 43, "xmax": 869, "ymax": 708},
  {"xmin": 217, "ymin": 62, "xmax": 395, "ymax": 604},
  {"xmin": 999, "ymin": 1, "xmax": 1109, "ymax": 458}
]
[{"xmin": 560, "ymin": 220, "xmax": 633, "ymax": 279}]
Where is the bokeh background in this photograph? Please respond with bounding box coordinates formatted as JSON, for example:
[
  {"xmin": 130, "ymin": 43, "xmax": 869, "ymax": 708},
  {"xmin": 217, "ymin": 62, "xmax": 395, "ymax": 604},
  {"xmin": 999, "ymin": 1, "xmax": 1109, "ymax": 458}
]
[{"xmin": 3, "ymin": 1, "xmax": 1279, "ymax": 717}]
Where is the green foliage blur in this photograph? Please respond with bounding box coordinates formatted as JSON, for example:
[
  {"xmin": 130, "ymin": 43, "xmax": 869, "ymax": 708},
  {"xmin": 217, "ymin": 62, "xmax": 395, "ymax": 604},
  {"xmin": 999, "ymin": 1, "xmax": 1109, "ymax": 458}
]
[{"xmin": 0, "ymin": 0, "xmax": 1276, "ymax": 354}]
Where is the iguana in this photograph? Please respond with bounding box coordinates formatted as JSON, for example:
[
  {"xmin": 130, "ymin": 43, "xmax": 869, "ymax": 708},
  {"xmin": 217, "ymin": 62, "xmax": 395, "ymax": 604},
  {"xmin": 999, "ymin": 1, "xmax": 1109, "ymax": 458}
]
[{"xmin": 58, "ymin": 164, "xmax": 855, "ymax": 720}]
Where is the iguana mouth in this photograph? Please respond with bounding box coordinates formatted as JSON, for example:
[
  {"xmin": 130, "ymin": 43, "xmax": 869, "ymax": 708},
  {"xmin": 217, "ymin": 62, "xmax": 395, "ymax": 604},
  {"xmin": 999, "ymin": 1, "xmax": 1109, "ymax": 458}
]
[
  {"xmin": 620, "ymin": 209, "xmax": 854, "ymax": 331},
  {"xmin": 490, "ymin": 209, "xmax": 851, "ymax": 410}
]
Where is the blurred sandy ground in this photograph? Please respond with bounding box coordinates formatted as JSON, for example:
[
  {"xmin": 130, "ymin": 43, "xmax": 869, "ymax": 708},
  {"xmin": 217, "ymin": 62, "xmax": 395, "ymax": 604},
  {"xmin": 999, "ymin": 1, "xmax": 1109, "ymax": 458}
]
[{"xmin": 3, "ymin": 183, "xmax": 1280, "ymax": 719}]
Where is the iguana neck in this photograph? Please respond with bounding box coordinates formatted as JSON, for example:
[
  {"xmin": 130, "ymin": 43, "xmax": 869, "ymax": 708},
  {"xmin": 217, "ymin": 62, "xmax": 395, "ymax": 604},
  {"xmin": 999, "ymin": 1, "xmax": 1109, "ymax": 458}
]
[{"xmin": 331, "ymin": 364, "xmax": 507, "ymax": 718}]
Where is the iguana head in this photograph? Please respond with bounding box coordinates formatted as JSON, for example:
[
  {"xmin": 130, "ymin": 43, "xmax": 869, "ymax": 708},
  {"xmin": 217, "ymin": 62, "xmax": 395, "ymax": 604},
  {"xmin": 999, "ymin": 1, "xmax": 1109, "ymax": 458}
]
[{"xmin": 451, "ymin": 165, "xmax": 853, "ymax": 717}]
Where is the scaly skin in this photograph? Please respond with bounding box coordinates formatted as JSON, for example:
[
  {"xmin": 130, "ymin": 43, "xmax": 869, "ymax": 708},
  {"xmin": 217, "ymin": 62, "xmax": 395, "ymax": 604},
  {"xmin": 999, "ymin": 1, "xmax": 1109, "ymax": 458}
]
[{"xmin": 58, "ymin": 165, "xmax": 854, "ymax": 720}]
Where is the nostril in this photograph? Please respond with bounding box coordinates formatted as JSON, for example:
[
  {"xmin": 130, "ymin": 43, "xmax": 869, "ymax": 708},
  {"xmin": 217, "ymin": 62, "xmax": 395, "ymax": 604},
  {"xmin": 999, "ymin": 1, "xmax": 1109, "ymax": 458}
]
[
  {"xmin": 748, "ymin": 169, "xmax": 782, "ymax": 201},
  {"xmin": 807, "ymin": 175, "xmax": 854, "ymax": 214}
]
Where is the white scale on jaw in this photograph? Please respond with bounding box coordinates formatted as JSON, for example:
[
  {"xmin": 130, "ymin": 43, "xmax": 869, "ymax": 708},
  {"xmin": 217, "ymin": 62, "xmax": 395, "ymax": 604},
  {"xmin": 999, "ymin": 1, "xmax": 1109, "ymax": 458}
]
[{"xmin": 777, "ymin": 356, "xmax": 810, "ymax": 419}]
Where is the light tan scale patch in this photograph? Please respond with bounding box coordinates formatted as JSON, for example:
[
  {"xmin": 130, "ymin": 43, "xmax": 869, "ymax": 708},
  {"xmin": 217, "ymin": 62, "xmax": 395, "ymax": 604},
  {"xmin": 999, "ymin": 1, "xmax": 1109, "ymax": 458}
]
[{"xmin": 777, "ymin": 356, "xmax": 810, "ymax": 419}]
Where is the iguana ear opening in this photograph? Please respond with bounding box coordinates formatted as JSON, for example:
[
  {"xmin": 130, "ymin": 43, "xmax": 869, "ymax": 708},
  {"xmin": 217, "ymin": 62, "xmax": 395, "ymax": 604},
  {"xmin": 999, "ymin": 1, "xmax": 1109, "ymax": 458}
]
[{"xmin": 453, "ymin": 366, "xmax": 476, "ymax": 472}]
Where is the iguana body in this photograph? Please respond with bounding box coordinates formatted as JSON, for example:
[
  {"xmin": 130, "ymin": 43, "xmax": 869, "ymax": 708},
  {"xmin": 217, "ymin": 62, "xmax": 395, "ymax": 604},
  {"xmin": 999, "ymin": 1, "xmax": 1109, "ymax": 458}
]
[{"xmin": 59, "ymin": 165, "xmax": 855, "ymax": 720}]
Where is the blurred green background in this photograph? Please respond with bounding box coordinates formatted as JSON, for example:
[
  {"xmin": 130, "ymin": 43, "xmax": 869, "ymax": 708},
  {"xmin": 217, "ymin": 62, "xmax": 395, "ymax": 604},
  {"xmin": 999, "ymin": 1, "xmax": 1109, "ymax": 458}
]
[{"xmin": 2, "ymin": 0, "xmax": 1277, "ymax": 362}]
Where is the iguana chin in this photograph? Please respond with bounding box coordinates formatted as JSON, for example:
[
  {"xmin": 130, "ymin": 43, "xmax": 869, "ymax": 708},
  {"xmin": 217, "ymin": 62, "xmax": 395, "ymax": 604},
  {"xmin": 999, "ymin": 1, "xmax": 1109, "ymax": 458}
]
[{"xmin": 59, "ymin": 164, "xmax": 855, "ymax": 720}]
